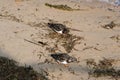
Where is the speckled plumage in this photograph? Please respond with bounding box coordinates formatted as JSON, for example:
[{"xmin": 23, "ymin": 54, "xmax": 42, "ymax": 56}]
[
  {"xmin": 48, "ymin": 23, "xmax": 69, "ymax": 34},
  {"xmin": 50, "ymin": 53, "xmax": 77, "ymax": 64}
]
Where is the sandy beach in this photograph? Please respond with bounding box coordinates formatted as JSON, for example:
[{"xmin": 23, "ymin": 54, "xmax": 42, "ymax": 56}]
[{"xmin": 0, "ymin": 0, "xmax": 120, "ymax": 80}]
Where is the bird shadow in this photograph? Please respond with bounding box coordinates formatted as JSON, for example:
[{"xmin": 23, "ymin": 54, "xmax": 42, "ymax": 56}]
[{"xmin": 32, "ymin": 61, "xmax": 90, "ymax": 76}]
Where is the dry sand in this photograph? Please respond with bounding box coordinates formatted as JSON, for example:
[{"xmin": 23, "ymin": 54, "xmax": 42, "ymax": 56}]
[{"xmin": 0, "ymin": 0, "xmax": 120, "ymax": 80}]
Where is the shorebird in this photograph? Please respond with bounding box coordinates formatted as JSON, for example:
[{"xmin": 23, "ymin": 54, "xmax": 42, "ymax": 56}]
[
  {"xmin": 48, "ymin": 23, "xmax": 69, "ymax": 34},
  {"xmin": 50, "ymin": 53, "xmax": 77, "ymax": 66}
]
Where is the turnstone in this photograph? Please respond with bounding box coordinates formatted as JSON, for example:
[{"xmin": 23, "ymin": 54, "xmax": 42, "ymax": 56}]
[
  {"xmin": 48, "ymin": 23, "xmax": 69, "ymax": 34},
  {"xmin": 50, "ymin": 53, "xmax": 77, "ymax": 65}
]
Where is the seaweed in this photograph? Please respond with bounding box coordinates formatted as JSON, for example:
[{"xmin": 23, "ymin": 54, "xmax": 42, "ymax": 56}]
[
  {"xmin": 102, "ymin": 21, "xmax": 116, "ymax": 29},
  {"xmin": 45, "ymin": 3, "xmax": 79, "ymax": 11},
  {"xmin": 0, "ymin": 12, "xmax": 22, "ymax": 22},
  {"xmin": 86, "ymin": 58, "xmax": 120, "ymax": 80},
  {"xmin": 47, "ymin": 32, "xmax": 83, "ymax": 53},
  {"xmin": 110, "ymin": 35, "xmax": 120, "ymax": 43}
]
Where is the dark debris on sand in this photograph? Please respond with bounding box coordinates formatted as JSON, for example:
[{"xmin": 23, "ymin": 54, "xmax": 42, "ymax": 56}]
[
  {"xmin": 46, "ymin": 32, "xmax": 83, "ymax": 53},
  {"xmin": 102, "ymin": 21, "xmax": 116, "ymax": 29},
  {"xmin": 86, "ymin": 58, "xmax": 120, "ymax": 80},
  {"xmin": 45, "ymin": 3, "xmax": 79, "ymax": 11},
  {"xmin": 0, "ymin": 56, "xmax": 48, "ymax": 80}
]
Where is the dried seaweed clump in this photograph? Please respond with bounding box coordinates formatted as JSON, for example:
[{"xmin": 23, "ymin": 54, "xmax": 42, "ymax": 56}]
[
  {"xmin": 0, "ymin": 12, "xmax": 22, "ymax": 22},
  {"xmin": 110, "ymin": 35, "xmax": 120, "ymax": 43},
  {"xmin": 45, "ymin": 3, "xmax": 79, "ymax": 11},
  {"xmin": 86, "ymin": 58, "xmax": 120, "ymax": 79},
  {"xmin": 27, "ymin": 22, "xmax": 47, "ymax": 28},
  {"xmin": 0, "ymin": 56, "xmax": 48, "ymax": 80},
  {"xmin": 62, "ymin": 34, "xmax": 82, "ymax": 53},
  {"xmin": 47, "ymin": 32, "xmax": 83, "ymax": 53},
  {"xmin": 102, "ymin": 21, "xmax": 116, "ymax": 29}
]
